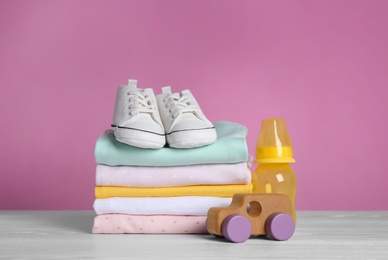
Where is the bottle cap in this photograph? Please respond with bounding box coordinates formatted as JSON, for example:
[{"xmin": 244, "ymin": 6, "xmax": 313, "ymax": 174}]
[{"xmin": 255, "ymin": 118, "xmax": 295, "ymax": 164}]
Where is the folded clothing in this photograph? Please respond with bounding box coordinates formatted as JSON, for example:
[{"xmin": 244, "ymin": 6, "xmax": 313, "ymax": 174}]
[
  {"xmin": 95, "ymin": 183, "xmax": 253, "ymax": 199},
  {"xmin": 93, "ymin": 214, "xmax": 208, "ymax": 234},
  {"xmin": 96, "ymin": 162, "xmax": 251, "ymax": 187},
  {"xmin": 93, "ymin": 196, "xmax": 232, "ymax": 215},
  {"xmin": 95, "ymin": 121, "xmax": 248, "ymax": 167}
]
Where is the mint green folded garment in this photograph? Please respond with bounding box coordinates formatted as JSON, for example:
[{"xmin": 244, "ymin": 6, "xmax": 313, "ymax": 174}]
[{"xmin": 95, "ymin": 121, "xmax": 248, "ymax": 166}]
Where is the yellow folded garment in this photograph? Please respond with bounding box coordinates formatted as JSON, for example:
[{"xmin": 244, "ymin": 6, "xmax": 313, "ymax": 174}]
[{"xmin": 95, "ymin": 183, "xmax": 253, "ymax": 199}]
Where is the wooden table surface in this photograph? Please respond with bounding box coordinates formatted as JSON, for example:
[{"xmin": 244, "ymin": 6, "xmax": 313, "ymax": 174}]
[{"xmin": 0, "ymin": 211, "xmax": 387, "ymax": 259}]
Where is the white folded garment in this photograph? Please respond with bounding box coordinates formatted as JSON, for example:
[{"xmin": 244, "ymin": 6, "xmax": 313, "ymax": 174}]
[
  {"xmin": 96, "ymin": 163, "xmax": 251, "ymax": 187},
  {"xmin": 93, "ymin": 196, "xmax": 233, "ymax": 215}
]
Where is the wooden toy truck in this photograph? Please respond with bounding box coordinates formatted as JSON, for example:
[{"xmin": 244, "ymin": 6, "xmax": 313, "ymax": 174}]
[{"xmin": 207, "ymin": 193, "xmax": 295, "ymax": 243}]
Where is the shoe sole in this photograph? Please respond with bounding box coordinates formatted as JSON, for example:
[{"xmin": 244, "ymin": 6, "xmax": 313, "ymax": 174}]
[
  {"xmin": 112, "ymin": 126, "xmax": 165, "ymax": 149},
  {"xmin": 167, "ymin": 128, "xmax": 217, "ymax": 149}
]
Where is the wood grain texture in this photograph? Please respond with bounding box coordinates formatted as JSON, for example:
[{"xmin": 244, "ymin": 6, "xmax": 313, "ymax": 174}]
[
  {"xmin": 0, "ymin": 211, "xmax": 387, "ymax": 259},
  {"xmin": 207, "ymin": 193, "xmax": 292, "ymax": 236}
]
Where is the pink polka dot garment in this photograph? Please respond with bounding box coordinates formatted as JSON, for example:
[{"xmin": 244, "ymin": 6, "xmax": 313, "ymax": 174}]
[{"xmin": 93, "ymin": 214, "xmax": 207, "ymax": 234}]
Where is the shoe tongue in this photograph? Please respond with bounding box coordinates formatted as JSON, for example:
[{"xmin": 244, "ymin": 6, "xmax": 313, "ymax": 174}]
[
  {"xmin": 128, "ymin": 79, "xmax": 137, "ymax": 88},
  {"xmin": 162, "ymin": 86, "xmax": 172, "ymax": 94},
  {"xmin": 181, "ymin": 90, "xmax": 191, "ymax": 95},
  {"xmin": 121, "ymin": 84, "xmax": 137, "ymax": 92},
  {"xmin": 123, "ymin": 85, "xmax": 154, "ymax": 95}
]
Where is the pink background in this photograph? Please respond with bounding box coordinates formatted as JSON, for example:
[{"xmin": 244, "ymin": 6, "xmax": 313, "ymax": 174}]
[{"xmin": 1, "ymin": 0, "xmax": 387, "ymax": 210}]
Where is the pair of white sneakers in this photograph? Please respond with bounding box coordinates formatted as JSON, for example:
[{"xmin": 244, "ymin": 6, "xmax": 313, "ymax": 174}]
[{"xmin": 111, "ymin": 80, "xmax": 217, "ymax": 149}]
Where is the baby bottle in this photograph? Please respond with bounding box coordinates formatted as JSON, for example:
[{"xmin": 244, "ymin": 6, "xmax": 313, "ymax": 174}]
[{"xmin": 252, "ymin": 118, "xmax": 297, "ymax": 221}]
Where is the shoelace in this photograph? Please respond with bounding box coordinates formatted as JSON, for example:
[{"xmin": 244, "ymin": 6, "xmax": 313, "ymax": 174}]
[
  {"xmin": 164, "ymin": 93, "xmax": 201, "ymax": 118},
  {"xmin": 127, "ymin": 90, "xmax": 155, "ymax": 116}
]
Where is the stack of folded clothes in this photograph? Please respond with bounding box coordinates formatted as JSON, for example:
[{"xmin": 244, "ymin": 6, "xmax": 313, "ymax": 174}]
[{"xmin": 92, "ymin": 80, "xmax": 252, "ymax": 234}]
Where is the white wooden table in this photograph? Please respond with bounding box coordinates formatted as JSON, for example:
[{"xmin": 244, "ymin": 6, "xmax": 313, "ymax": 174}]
[{"xmin": 0, "ymin": 211, "xmax": 387, "ymax": 259}]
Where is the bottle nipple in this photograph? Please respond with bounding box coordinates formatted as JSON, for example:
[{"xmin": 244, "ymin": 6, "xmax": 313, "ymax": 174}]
[{"xmin": 255, "ymin": 118, "xmax": 295, "ymax": 164}]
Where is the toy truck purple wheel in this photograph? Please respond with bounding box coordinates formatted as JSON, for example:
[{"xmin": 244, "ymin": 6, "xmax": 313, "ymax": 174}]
[
  {"xmin": 221, "ymin": 214, "xmax": 252, "ymax": 243},
  {"xmin": 265, "ymin": 213, "xmax": 295, "ymax": 241}
]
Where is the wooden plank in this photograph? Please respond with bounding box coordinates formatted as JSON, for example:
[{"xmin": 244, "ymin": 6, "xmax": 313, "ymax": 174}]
[{"xmin": 0, "ymin": 211, "xmax": 387, "ymax": 259}]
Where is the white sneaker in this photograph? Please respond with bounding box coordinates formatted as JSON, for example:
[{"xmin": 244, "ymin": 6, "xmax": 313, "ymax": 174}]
[
  {"xmin": 111, "ymin": 80, "xmax": 165, "ymax": 149},
  {"xmin": 156, "ymin": 86, "xmax": 217, "ymax": 148}
]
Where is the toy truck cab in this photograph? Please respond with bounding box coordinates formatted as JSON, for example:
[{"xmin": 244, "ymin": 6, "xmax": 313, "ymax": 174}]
[{"xmin": 207, "ymin": 193, "xmax": 295, "ymax": 243}]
